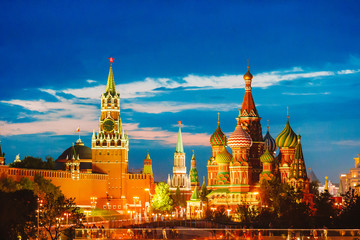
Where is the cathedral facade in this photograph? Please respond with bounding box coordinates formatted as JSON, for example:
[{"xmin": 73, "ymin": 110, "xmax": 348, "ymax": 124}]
[{"xmin": 205, "ymin": 67, "xmax": 310, "ymax": 212}]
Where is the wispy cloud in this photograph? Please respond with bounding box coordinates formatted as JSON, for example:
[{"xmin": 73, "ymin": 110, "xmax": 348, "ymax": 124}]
[
  {"xmin": 282, "ymin": 92, "xmax": 331, "ymax": 96},
  {"xmin": 123, "ymin": 102, "xmax": 237, "ymax": 114},
  {"xmin": 87, "ymin": 79, "xmax": 97, "ymax": 83},
  {"xmin": 337, "ymin": 69, "xmax": 360, "ymax": 75}
]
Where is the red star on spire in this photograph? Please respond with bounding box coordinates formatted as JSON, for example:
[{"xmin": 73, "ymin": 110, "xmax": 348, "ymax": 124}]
[
  {"xmin": 178, "ymin": 120, "xmax": 182, "ymax": 125},
  {"xmin": 108, "ymin": 56, "xmax": 114, "ymax": 63}
]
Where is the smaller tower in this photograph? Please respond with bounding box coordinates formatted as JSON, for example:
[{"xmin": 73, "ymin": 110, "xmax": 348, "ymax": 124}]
[
  {"xmin": 189, "ymin": 150, "xmax": 200, "ymax": 190},
  {"xmin": 143, "ymin": 150, "xmax": 153, "ymax": 177},
  {"xmin": 276, "ymin": 108, "xmax": 297, "ymax": 183},
  {"xmin": 259, "ymin": 145, "xmax": 275, "ymax": 182},
  {"xmin": 289, "ymin": 135, "xmax": 309, "ymax": 191},
  {"xmin": 171, "ymin": 121, "xmax": 187, "ymax": 188},
  {"xmin": 65, "ymin": 144, "xmax": 80, "ymax": 180},
  {"xmin": 263, "ymin": 120, "xmax": 277, "ymax": 156},
  {"xmin": 324, "ymin": 176, "xmax": 329, "ymax": 191}
]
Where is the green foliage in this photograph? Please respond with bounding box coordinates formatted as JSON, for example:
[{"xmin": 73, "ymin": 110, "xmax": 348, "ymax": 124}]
[
  {"xmin": 313, "ymin": 190, "xmax": 338, "ymax": 227},
  {"xmin": 199, "ymin": 181, "xmax": 209, "ymax": 202},
  {"xmin": 151, "ymin": 182, "xmax": 173, "ymax": 213},
  {"xmin": 172, "ymin": 186, "xmax": 186, "ymax": 208},
  {"xmin": 337, "ymin": 189, "xmax": 360, "ymax": 228},
  {"xmin": 9, "ymin": 155, "xmax": 55, "ymax": 170},
  {"xmin": 235, "ymin": 204, "xmax": 258, "ymax": 226},
  {"xmin": 213, "ymin": 206, "xmax": 231, "ymax": 223},
  {"xmin": 0, "ymin": 189, "xmax": 37, "ymax": 240},
  {"xmin": 259, "ymin": 177, "xmax": 311, "ymax": 228},
  {"xmin": 0, "ymin": 176, "xmax": 84, "ymax": 240}
]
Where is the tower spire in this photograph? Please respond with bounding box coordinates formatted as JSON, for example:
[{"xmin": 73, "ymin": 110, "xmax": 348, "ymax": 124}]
[
  {"xmin": 267, "ymin": 120, "xmax": 269, "ymax": 132},
  {"xmin": 105, "ymin": 56, "xmax": 116, "ymax": 95},
  {"xmin": 176, "ymin": 121, "xmax": 184, "ymax": 153},
  {"xmin": 217, "ymin": 112, "xmax": 220, "ymax": 125}
]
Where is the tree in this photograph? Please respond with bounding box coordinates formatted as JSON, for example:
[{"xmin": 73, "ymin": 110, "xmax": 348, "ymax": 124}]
[
  {"xmin": 235, "ymin": 204, "xmax": 258, "ymax": 226},
  {"xmin": 0, "ymin": 190, "xmax": 37, "ymax": 240},
  {"xmin": 172, "ymin": 186, "xmax": 186, "ymax": 208},
  {"xmin": 151, "ymin": 182, "xmax": 173, "ymax": 213},
  {"xmin": 313, "ymin": 190, "xmax": 338, "ymax": 227},
  {"xmin": 9, "ymin": 156, "xmax": 55, "ymax": 170},
  {"xmin": 41, "ymin": 193, "xmax": 83, "ymax": 240},
  {"xmin": 199, "ymin": 181, "xmax": 209, "ymax": 202},
  {"xmin": 337, "ymin": 189, "xmax": 360, "ymax": 228}
]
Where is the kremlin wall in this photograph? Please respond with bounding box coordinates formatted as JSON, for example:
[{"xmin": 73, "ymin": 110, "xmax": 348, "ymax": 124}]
[{"xmin": 1, "ymin": 57, "xmax": 357, "ymax": 219}]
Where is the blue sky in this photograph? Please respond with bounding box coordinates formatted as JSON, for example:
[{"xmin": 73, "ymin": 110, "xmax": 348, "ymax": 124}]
[{"xmin": 1, "ymin": 1, "xmax": 360, "ymax": 183}]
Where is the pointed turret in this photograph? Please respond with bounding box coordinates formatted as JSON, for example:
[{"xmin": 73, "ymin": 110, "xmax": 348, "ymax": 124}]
[
  {"xmin": 143, "ymin": 150, "xmax": 153, "ymax": 177},
  {"xmin": 190, "ymin": 150, "xmax": 199, "ymax": 188},
  {"xmin": 190, "ymin": 186, "xmax": 200, "ymax": 201},
  {"xmin": 263, "ymin": 120, "xmax": 277, "ymax": 154},
  {"xmin": 240, "ymin": 66, "xmax": 259, "ymax": 118},
  {"xmin": 176, "ymin": 121, "xmax": 184, "ymax": 153},
  {"xmin": 105, "ymin": 56, "xmax": 117, "ymax": 96},
  {"xmin": 289, "ymin": 135, "xmax": 309, "ymax": 189},
  {"xmin": 324, "ymin": 176, "xmax": 328, "ymax": 191}
]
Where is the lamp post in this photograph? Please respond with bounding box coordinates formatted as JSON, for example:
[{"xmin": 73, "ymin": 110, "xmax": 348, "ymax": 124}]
[
  {"xmin": 84, "ymin": 210, "xmax": 91, "ymax": 224},
  {"xmin": 64, "ymin": 212, "xmax": 71, "ymax": 225},
  {"xmin": 133, "ymin": 196, "xmax": 139, "ymax": 222},
  {"xmin": 90, "ymin": 197, "xmax": 97, "ymax": 209}
]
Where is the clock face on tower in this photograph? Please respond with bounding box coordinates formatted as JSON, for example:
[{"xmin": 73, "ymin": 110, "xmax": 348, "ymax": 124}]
[{"xmin": 103, "ymin": 119, "xmax": 115, "ymax": 132}]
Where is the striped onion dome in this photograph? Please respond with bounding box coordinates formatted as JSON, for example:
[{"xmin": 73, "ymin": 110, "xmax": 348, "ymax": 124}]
[
  {"xmin": 263, "ymin": 124, "xmax": 277, "ymax": 153},
  {"xmin": 275, "ymin": 117, "xmax": 297, "ymax": 148},
  {"xmin": 210, "ymin": 122, "xmax": 227, "ymax": 147},
  {"xmin": 228, "ymin": 119, "xmax": 252, "ymax": 148},
  {"xmin": 260, "ymin": 147, "xmax": 274, "ymax": 163},
  {"xmin": 215, "ymin": 147, "xmax": 233, "ymax": 164}
]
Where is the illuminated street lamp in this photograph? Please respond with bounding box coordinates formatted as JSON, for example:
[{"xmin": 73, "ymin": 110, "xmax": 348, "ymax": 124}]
[
  {"xmin": 90, "ymin": 197, "xmax": 97, "ymax": 209},
  {"xmin": 37, "ymin": 198, "xmax": 43, "ymax": 239},
  {"xmin": 84, "ymin": 210, "xmax": 91, "ymax": 224},
  {"xmin": 227, "ymin": 209, "xmax": 231, "ymax": 217},
  {"xmin": 63, "ymin": 212, "xmax": 71, "ymax": 225}
]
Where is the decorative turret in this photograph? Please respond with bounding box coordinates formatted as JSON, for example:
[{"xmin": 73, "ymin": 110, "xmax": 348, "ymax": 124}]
[
  {"xmin": 276, "ymin": 108, "xmax": 298, "ymax": 183},
  {"xmin": 259, "ymin": 145, "xmax": 275, "ymax": 182},
  {"xmin": 275, "ymin": 109, "xmax": 297, "ymax": 148},
  {"xmin": 228, "ymin": 118, "xmax": 253, "ymax": 149},
  {"xmin": 324, "ymin": 176, "xmax": 328, "ymax": 191},
  {"xmin": 170, "ymin": 120, "xmax": 188, "ymax": 189},
  {"xmin": 215, "ymin": 147, "xmax": 232, "ymax": 184},
  {"xmin": 240, "ymin": 66, "xmax": 258, "ymax": 118},
  {"xmin": 289, "ymin": 135, "xmax": 309, "ymax": 190},
  {"xmin": 190, "ymin": 186, "xmax": 200, "ymax": 200},
  {"xmin": 143, "ymin": 150, "xmax": 153, "ymax": 177},
  {"xmin": 189, "ymin": 150, "xmax": 200, "ymax": 189},
  {"xmin": 263, "ymin": 120, "xmax": 277, "ymax": 155},
  {"xmin": 210, "ymin": 113, "xmax": 227, "ymax": 146},
  {"xmin": 176, "ymin": 121, "xmax": 184, "ymax": 153},
  {"xmin": 105, "ymin": 56, "xmax": 117, "ymax": 96}
]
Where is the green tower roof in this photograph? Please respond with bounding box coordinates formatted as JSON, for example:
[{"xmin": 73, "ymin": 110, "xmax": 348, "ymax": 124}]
[
  {"xmin": 190, "ymin": 187, "xmax": 200, "ymax": 201},
  {"xmin": 105, "ymin": 60, "xmax": 117, "ymax": 96},
  {"xmin": 176, "ymin": 121, "xmax": 184, "ymax": 153},
  {"xmin": 276, "ymin": 113, "xmax": 297, "ymax": 148},
  {"xmin": 289, "ymin": 135, "xmax": 308, "ymax": 180}
]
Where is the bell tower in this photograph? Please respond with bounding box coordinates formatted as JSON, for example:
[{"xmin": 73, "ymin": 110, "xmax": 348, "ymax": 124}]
[{"xmin": 92, "ymin": 57, "xmax": 129, "ymax": 200}]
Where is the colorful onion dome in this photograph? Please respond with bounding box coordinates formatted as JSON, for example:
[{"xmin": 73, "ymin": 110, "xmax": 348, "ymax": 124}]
[
  {"xmin": 260, "ymin": 147, "xmax": 274, "ymax": 163},
  {"xmin": 275, "ymin": 115, "xmax": 297, "ymax": 148},
  {"xmin": 210, "ymin": 116, "xmax": 227, "ymax": 147},
  {"xmin": 228, "ymin": 119, "xmax": 252, "ymax": 148},
  {"xmin": 243, "ymin": 66, "xmax": 253, "ymax": 80},
  {"xmin": 263, "ymin": 121, "xmax": 277, "ymax": 152},
  {"xmin": 215, "ymin": 147, "xmax": 233, "ymax": 164}
]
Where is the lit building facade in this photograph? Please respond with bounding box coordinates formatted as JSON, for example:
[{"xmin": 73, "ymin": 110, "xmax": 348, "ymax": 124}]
[
  {"xmin": 204, "ymin": 66, "xmax": 311, "ymax": 213},
  {"xmin": 0, "ymin": 58, "xmax": 155, "ymax": 215},
  {"xmin": 339, "ymin": 154, "xmax": 360, "ymax": 194}
]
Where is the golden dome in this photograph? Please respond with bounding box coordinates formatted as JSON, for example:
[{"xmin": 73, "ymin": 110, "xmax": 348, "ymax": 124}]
[{"xmin": 243, "ymin": 66, "xmax": 253, "ymax": 80}]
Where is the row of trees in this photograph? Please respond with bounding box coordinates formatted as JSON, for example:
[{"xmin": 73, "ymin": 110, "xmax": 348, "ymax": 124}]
[
  {"xmin": 231, "ymin": 177, "xmax": 360, "ymax": 228},
  {"xmin": 0, "ymin": 175, "xmax": 84, "ymax": 240},
  {"xmin": 150, "ymin": 178, "xmax": 360, "ymax": 229},
  {"xmin": 151, "ymin": 182, "xmax": 209, "ymax": 214},
  {"xmin": 9, "ymin": 156, "xmax": 56, "ymax": 170}
]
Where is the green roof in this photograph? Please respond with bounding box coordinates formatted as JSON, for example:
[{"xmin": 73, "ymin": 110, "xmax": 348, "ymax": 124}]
[
  {"xmin": 190, "ymin": 187, "xmax": 200, "ymax": 200},
  {"xmin": 176, "ymin": 122, "xmax": 184, "ymax": 153},
  {"xmin": 105, "ymin": 63, "xmax": 117, "ymax": 96}
]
